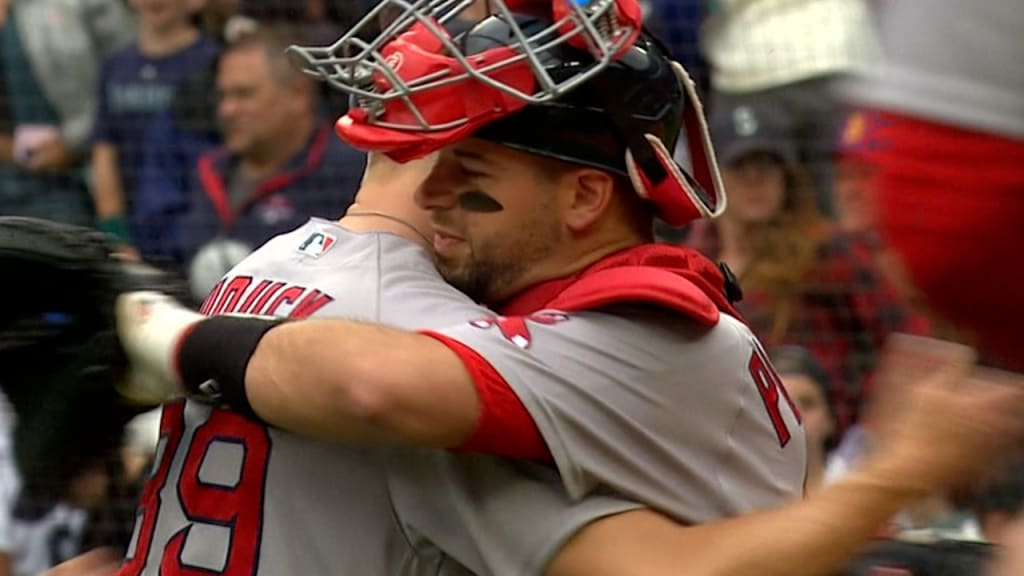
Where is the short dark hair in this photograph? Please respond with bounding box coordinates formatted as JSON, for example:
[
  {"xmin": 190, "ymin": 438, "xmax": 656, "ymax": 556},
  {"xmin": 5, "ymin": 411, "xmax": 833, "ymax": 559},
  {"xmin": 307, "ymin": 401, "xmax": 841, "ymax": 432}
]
[{"xmin": 224, "ymin": 23, "xmax": 308, "ymax": 85}]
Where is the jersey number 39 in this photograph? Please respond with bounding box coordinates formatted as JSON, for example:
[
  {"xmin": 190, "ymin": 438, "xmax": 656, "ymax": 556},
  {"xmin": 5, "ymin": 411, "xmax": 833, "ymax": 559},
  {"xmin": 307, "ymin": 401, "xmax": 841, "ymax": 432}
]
[{"xmin": 119, "ymin": 402, "xmax": 270, "ymax": 576}]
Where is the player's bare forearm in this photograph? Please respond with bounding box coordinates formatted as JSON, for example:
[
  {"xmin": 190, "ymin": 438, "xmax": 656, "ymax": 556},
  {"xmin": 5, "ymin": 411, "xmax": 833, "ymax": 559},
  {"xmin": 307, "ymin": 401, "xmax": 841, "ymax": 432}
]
[
  {"xmin": 245, "ymin": 319, "xmax": 482, "ymax": 447},
  {"xmin": 548, "ymin": 459, "xmax": 916, "ymax": 576}
]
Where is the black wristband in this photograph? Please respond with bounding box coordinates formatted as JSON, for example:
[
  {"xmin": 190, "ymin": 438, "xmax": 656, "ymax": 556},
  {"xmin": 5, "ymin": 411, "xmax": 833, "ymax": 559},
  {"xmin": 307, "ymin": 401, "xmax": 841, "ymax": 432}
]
[{"xmin": 178, "ymin": 315, "xmax": 288, "ymax": 421}]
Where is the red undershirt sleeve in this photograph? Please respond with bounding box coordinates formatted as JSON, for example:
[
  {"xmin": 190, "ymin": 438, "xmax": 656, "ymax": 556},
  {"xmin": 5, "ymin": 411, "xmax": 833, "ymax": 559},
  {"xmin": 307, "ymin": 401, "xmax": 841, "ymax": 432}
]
[{"xmin": 419, "ymin": 330, "xmax": 552, "ymax": 462}]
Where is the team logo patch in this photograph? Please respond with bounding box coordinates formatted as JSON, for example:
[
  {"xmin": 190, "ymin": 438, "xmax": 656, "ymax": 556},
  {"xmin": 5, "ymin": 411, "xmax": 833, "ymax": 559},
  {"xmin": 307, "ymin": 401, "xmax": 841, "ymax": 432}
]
[
  {"xmin": 296, "ymin": 232, "xmax": 336, "ymax": 257},
  {"xmin": 470, "ymin": 312, "xmax": 569, "ymax": 349}
]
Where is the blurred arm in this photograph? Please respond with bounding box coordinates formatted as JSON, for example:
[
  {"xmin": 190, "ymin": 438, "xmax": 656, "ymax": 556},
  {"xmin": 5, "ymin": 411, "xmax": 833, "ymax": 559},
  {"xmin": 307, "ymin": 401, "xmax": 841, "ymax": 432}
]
[
  {"xmin": 548, "ymin": 459, "xmax": 918, "ymax": 576},
  {"xmin": 547, "ymin": 337, "xmax": 1024, "ymax": 576}
]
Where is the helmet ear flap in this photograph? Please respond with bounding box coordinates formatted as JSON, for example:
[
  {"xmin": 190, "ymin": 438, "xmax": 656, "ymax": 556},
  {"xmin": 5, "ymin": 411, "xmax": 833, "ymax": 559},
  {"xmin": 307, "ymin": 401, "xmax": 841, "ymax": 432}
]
[
  {"xmin": 671, "ymin": 61, "xmax": 727, "ymax": 219},
  {"xmin": 626, "ymin": 134, "xmax": 711, "ymax": 226},
  {"xmin": 624, "ymin": 61, "xmax": 727, "ymax": 226}
]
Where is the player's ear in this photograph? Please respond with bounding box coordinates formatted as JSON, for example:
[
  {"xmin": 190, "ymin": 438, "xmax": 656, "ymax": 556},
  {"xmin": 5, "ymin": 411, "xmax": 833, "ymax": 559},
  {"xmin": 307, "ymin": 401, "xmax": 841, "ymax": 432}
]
[{"xmin": 562, "ymin": 168, "xmax": 616, "ymax": 234}]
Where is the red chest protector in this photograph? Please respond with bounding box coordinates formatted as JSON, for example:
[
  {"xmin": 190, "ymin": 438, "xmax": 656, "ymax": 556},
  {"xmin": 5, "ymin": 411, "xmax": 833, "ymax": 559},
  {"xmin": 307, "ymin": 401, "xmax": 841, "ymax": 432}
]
[{"xmin": 498, "ymin": 244, "xmax": 742, "ymax": 326}]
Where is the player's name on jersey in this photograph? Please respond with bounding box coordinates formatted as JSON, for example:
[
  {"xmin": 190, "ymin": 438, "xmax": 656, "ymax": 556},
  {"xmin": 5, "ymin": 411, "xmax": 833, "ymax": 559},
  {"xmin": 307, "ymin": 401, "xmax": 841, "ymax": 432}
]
[{"xmin": 199, "ymin": 276, "xmax": 335, "ymax": 319}]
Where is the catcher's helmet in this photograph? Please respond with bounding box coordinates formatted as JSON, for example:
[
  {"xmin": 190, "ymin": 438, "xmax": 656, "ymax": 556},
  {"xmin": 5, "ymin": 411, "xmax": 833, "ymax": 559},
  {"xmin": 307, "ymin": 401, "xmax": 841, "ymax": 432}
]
[
  {"xmin": 289, "ymin": 0, "xmax": 725, "ymax": 226},
  {"xmin": 467, "ymin": 16, "xmax": 723, "ymax": 225}
]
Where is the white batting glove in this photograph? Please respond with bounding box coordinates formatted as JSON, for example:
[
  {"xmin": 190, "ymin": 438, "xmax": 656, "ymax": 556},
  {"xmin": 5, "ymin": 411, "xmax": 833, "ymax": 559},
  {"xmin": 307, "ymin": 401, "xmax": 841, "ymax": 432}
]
[{"xmin": 115, "ymin": 291, "xmax": 204, "ymax": 406}]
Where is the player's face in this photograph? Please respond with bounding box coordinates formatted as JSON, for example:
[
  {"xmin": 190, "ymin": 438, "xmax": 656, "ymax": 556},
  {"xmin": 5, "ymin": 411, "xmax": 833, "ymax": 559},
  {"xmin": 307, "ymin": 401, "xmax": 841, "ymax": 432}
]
[
  {"xmin": 720, "ymin": 152, "xmax": 786, "ymax": 225},
  {"xmin": 415, "ymin": 140, "xmax": 567, "ymax": 303}
]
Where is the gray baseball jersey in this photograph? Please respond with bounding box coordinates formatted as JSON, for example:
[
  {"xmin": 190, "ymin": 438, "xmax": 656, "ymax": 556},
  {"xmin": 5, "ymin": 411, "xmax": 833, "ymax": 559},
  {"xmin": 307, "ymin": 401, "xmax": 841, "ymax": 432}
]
[
  {"xmin": 117, "ymin": 219, "xmax": 637, "ymax": 576},
  {"xmin": 119, "ymin": 217, "xmax": 804, "ymax": 575},
  {"xmin": 429, "ymin": 304, "xmax": 806, "ymax": 522}
]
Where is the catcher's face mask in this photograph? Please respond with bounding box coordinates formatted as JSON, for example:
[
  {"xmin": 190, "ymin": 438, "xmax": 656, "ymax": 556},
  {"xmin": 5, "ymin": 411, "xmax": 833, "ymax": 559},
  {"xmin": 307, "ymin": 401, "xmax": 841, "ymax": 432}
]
[
  {"xmin": 289, "ymin": 0, "xmax": 725, "ymax": 226},
  {"xmin": 286, "ymin": 0, "xmax": 644, "ymax": 154}
]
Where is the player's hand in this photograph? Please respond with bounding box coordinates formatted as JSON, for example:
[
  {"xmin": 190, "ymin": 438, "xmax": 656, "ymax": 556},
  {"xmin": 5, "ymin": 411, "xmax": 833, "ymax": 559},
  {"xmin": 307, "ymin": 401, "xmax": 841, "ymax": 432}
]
[
  {"xmin": 865, "ymin": 335, "xmax": 1024, "ymax": 497},
  {"xmin": 115, "ymin": 291, "xmax": 204, "ymax": 406}
]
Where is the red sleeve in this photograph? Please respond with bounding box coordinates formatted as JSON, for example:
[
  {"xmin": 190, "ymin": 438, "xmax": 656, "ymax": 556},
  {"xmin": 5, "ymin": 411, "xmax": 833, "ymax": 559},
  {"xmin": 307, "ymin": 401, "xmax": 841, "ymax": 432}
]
[{"xmin": 419, "ymin": 330, "xmax": 553, "ymax": 462}]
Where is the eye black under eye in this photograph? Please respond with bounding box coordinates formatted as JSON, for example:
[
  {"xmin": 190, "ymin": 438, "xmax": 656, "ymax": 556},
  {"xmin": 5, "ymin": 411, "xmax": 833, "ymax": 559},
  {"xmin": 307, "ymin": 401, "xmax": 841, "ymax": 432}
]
[{"xmin": 458, "ymin": 190, "xmax": 505, "ymax": 213}]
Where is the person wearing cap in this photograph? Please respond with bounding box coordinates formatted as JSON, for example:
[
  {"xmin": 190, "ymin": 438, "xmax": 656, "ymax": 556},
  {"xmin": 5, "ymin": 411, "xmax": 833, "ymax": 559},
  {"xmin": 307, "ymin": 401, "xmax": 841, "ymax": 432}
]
[
  {"xmin": 685, "ymin": 101, "xmax": 932, "ymax": 444},
  {"xmin": 699, "ymin": 0, "xmax": 881, "ymax": 217}
]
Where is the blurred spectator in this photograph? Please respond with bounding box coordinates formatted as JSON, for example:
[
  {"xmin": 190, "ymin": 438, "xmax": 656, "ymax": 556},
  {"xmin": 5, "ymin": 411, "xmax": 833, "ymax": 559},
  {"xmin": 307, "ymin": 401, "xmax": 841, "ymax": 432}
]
[
  {"xmin": 91, "ymin": 0, "xmax": 220, "ymax": 255},
  {"xmin": 10, "ymin": 499, "xmax": 87, "ymax": 576},
  {"xmin": 71, "ymin": 452, "xmax": 143, "ymax": 571},
  {"xmin": 135, "ymin": 0, "xmax": 360, "ymax": 269},
  {"xmin": 9, "ymin": 449, "xmax": 140, "ymax": 576},
  {"xmin": 685, "ymin": 100, "xmax": 931, "ymax": 440},
  {"xmin": 0, "ymin": 0, "xmax": 133, "ymax": 226},
  {"xmin": 180, "ymin": 24, "xmax": 364, "ymax": 297},
  {"xmin": 838, "ymin": 0, "xmax": 1023, "ymax": 373},
  {"xmin": 700, "ymin": 0, "xmax": 880, "ymax": 216},
  {"xmin": 769, "ymin": 346, "xmax": 834, "ymax": 493},
  {"xmin": 234, "ymin": 0, "xmax": 361, "ymax": 44},
  {"xmin": 832, "ymin": 110, "xmax": 878, "ymax": 235}
]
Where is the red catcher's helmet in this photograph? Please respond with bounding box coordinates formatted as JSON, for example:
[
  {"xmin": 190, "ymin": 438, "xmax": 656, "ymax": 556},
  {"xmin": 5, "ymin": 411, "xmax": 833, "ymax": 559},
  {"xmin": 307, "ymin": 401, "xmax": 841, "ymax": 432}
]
[{"xmin": 288, "ymin": 0, "xmax": 726, "ymax": 225}]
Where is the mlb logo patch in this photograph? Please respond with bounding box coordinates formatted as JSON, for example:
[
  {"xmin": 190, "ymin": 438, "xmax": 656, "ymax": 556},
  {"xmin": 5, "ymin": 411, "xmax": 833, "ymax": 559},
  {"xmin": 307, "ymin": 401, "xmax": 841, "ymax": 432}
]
[{"xmin": 297, "ymin": 232, "xmax": 336, "ymax": 257}]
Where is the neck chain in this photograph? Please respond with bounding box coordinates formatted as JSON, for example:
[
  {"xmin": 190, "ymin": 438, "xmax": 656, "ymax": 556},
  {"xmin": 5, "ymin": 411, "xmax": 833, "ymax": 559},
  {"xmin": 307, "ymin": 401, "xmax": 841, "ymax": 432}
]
[{"xmin": 344, "ymin": 210, "xmax": 433, "ymax": 247}]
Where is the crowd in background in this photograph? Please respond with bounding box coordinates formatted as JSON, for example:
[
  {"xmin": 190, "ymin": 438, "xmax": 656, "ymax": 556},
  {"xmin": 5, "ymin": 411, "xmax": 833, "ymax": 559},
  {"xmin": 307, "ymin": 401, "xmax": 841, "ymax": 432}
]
[{"xmin": 0, "ymin": 1, "xmax": 1018, "ymax": 575}]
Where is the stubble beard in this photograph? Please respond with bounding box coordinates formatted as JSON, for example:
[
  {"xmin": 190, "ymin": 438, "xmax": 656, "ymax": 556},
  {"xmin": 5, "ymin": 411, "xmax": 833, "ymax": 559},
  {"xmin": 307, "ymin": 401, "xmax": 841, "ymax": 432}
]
[{"xmin": 437, "ymin": 219, "xmax": 563, "ymax": 305}]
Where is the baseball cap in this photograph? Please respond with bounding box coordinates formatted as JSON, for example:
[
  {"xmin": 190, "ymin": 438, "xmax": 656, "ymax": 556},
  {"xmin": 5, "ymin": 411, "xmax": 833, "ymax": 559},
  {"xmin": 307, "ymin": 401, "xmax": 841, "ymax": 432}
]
[{"xmin": 708, "ymin": 102, "xmax": 797, "ymax": 166}]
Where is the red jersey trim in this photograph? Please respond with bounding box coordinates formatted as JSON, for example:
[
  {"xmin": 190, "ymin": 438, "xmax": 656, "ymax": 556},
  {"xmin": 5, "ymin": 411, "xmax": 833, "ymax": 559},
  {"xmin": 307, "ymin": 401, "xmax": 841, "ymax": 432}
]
[{"xmin": 419, "ymin": 330, "xmax": 552, "ymax": 462}]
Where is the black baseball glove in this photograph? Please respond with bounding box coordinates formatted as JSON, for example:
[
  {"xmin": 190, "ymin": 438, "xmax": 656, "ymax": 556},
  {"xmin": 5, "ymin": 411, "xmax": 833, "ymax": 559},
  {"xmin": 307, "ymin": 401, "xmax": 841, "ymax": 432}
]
[{"xmin": 0, "ymin": 216, "xmax": 189, "ymax": 506}]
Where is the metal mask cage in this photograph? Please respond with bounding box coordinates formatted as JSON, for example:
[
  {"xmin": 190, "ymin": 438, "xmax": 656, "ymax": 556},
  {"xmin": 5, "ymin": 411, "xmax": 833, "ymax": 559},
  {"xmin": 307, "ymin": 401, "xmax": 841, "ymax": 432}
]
[{"xmin": 286, "ymin": 0, "xmax": 641, "ymax": 133}]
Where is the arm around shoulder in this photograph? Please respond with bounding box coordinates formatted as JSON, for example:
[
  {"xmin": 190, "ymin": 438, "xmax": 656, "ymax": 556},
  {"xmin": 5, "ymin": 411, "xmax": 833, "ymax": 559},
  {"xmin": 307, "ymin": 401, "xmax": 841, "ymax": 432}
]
[{"xmin": 244, "ymin": 318, "xmax": 483, "ymax": 447}]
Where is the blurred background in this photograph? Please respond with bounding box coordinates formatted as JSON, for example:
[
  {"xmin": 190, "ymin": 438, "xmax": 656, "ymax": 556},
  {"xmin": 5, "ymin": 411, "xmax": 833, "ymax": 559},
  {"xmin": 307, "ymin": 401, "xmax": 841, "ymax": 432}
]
[{"xmin": 0, "ymin": 1, "xmax": 1017, "ymax": 574}]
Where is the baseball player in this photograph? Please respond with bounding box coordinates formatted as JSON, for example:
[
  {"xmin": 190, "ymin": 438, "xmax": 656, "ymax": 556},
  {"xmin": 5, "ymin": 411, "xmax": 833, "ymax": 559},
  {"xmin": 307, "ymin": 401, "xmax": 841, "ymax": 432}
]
[
  {"xmin": 106, "ymin": 166, "xmax": 1024, "ymax": 574},
  {"xmin": 93, "ymin": 150, "xmax": 650, "ymax": 576},
  {"xmin": 124, "ymin": 0, "xmax": 807, "ymax": 534},
  {"xmin": 55, "ymin": 2, "xmax": 1024, "ymax": 576},
  {"xmin": 86, "ymin": 4, "xmax": 809, "ymax": 575}
]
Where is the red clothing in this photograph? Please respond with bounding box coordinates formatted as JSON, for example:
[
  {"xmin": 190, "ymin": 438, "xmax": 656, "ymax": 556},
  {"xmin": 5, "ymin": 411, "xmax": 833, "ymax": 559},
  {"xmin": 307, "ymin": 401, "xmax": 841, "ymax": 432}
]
[
  {"xmin": 857, "ymin": 108, "xmax": 1024, "ymax": 371},
  {"xmin": 686, "ymin": 222, "xmax": 931, "ymax": 436}
]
